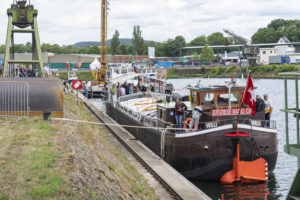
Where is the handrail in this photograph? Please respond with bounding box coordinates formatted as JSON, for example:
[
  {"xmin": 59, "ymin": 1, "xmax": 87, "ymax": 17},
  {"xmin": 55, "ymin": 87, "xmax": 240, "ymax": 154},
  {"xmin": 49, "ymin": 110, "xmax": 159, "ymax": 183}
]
[{"xmin": 279, "ymin": 72, "xmax": 300, "ymax": 149}]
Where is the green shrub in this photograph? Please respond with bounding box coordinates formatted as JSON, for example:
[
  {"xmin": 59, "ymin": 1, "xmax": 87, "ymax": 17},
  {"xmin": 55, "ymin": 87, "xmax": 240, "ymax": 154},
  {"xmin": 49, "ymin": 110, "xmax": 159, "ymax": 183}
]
[
  {"xmin": 278, "ymin": 64, "xmax": 297, "ymax": 72},
  {"xmin": 210, "ymin": 67, "xmax": 217, "ymax": 74},
  {"xmin": 249, "ymin": 66, "xmax": 259, "ymax": 73},
  {"xmin": 264, "ymin": 65, "xmax": 277, "ymax": 73},
  {"xmin": 225, "ymin": 66, "xmax": 236, "ymax": 74},
  {"xmin": 217, "ymin": 67, "xmax": 226, "ymax": 75}
]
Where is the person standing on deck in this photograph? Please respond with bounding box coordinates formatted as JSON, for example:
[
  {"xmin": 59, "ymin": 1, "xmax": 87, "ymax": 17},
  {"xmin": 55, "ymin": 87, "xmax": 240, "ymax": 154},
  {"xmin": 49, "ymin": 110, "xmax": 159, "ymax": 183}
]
[
  {"xmin": 256, "ymin": 95, "xmax": 265, "ymax": 112},
  {"xmin": 120, "ymin": 86, "xmax": 126, "ymax": 96},
  {"xmin": 129, "ymin": 84, "xmax": 134, "ymax": 94},
  {"xmin": 189, "ymin": 104, "xmax": 203, "ymax": 131},
  {"xmin": 264, "ymin": 94, "xmax": 273, "ymax": 128},
  {"xmin": 116, "ymin": 86, "xmax": 121, "ymax": 98},
  {"xmin": 175, "ymin": 98, "xmax": 187, "ymax": 130}
]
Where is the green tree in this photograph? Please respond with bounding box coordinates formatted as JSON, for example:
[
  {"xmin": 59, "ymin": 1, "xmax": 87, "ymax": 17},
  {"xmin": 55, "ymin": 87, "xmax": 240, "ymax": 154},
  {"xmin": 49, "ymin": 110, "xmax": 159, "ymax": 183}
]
[
  {"xmin": 132, "ymin": 26, "xmax": 144, "ymax": 55},
  {"xmin": 0, "ymin": 45, "xmax": 5, "ymax": 53},
  {"xmin": 189, "ymin": 36, "xmax": 206, "ymax": 46},
  {"xmin": 155, "ymin": 42, "xmax": 165, "ymax": 57},
  {"xmin": 268, "ymin": 19, "xmax": 286, "ymax": 30},
  {"xmin": 251, "ymin": 27, "xmax": 279, "ymax": 43},
  {"xmin": 200, "ymin": 44, "xmax": 214, "ymax": 63},
  {"xmin": 41, "ymin": 43, "xmax": 52, "ymax": 52},
  {"xmin": 87, "ymin": 46, "xmax": 100, "ymax": 54},
  {"xmin": 13, "ymin": 44, "xmax": 27, "ymax": 53},
  {"xmin": 118, "ymin": 44, "xmax": 127, "ymax": 55},
  {"xmin": 285, "ymin": 25, "xmax": 300, "ymax": 42},
  {"xmin": 111, "ymin": 30, "xmax": 120, "ymax": 55},
  {"xmin": 25, "ymin": 42, "xmax": 32, "ymax": 52},
  {"xmin": 207, "ymin": 32, "xmax": 225, "ymax": 45},
  {"xmin": 126, "ymin": 44, "xmax": 136, "ymax": 55},
  {"xmin": 164, "ymin": 36, "xmax": 186, "ymax": 57}
]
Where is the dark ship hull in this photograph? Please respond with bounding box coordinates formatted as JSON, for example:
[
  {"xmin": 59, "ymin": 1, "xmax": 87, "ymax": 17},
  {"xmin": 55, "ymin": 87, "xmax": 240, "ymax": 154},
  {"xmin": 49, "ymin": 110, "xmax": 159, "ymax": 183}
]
[{"xmin": 106, "ymin": 102, "xmax": 278, "ymax": 180}]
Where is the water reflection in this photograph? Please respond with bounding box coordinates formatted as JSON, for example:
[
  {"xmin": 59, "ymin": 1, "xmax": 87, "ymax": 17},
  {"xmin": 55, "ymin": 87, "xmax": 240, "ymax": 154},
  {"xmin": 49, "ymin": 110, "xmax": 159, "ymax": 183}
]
[{"xmin": 194, "ymin": 174, "xmax": 281, "ymax": 200}]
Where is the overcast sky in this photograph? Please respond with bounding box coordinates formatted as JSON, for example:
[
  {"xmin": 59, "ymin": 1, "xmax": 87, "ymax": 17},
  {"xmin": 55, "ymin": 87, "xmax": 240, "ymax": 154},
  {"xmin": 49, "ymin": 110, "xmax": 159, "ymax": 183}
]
[{"xmin": 1, "ymin": 0, "xmax": 300, "ymax": 45}]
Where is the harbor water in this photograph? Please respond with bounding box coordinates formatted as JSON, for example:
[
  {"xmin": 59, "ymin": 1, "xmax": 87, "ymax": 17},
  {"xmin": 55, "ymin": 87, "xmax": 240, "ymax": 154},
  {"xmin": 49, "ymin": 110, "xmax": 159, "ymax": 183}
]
[{"xmin": 168, "ymin": 78, "xmax": 299, "ymax": 200}]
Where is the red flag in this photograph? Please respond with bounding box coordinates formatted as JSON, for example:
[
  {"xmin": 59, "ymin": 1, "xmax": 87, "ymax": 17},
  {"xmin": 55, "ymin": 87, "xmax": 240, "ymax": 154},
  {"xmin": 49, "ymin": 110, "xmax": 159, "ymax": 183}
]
[{"xmin": 241, "ymin": 74, "xmax": 256, "ymax": 116}]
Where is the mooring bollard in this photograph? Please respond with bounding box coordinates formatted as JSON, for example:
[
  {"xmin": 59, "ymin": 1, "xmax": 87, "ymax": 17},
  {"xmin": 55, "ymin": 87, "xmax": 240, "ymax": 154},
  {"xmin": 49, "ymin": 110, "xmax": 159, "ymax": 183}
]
[{"xmin": 43, "ymin": 112, "xmax": 51, "ymax": 121}]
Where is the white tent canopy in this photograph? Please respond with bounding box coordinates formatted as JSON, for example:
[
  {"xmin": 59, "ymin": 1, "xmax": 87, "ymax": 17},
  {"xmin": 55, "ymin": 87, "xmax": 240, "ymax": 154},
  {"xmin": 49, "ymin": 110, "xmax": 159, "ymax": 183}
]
[{"xmin": 90, "ymin": 58, "xmax": 100, "ymax": 71}]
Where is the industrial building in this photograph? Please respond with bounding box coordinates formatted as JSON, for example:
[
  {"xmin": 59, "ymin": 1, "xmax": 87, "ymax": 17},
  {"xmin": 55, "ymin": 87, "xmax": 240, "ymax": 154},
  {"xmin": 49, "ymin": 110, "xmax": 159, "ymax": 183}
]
[{"xmin": 181, "ymin": 36, "xmax": 300, "ymax": 65}]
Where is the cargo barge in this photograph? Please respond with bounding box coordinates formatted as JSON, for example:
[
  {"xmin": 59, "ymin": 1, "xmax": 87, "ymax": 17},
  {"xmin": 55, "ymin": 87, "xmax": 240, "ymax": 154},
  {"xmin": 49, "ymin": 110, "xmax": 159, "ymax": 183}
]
[{"xmin": 104, "ymin": 81, "xmax": 278, "ymax": 180}]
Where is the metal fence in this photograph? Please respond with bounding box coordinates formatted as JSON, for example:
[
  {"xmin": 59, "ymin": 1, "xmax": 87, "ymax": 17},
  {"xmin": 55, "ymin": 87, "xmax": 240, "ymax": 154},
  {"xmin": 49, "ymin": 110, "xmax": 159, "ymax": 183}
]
[{"xmin": 0, "ymin": 81, "xmax": 30, "ymax": 119}]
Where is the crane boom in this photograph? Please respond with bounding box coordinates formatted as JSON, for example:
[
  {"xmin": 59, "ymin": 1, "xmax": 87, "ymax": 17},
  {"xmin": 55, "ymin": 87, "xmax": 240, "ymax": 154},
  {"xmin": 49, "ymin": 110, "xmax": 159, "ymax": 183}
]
[
  {"xmin": 224, "ymin": 29, "xmax": 251, "ymax": 45},
  {"xmin": 98, "ymin": 0, "xmax": 107, "ymax": 84}
]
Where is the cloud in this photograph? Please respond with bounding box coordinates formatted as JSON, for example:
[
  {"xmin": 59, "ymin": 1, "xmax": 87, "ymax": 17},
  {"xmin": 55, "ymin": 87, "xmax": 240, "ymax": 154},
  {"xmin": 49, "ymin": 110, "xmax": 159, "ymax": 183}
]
[{"xmin": 0, "ymin": 0, "xmax": 299, "ymax": 45}]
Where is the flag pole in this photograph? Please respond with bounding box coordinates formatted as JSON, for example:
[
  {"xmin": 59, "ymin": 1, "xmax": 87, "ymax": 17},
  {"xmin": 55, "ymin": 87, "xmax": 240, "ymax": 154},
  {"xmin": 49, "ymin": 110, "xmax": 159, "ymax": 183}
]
[{"xmin": 235, "ymin": 73, "xmax": 250, "ymax": 130}]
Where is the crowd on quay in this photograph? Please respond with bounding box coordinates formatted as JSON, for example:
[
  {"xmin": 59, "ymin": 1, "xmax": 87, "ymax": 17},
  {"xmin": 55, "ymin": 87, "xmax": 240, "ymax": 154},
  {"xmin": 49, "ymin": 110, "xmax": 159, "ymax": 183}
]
[
  {"xmin": 15, "ymin": 64, "xmax": 38, "ymax": 77},
  {"xmin": 0, "ymin": 63, "xmax": 51, "ymax": 77}
]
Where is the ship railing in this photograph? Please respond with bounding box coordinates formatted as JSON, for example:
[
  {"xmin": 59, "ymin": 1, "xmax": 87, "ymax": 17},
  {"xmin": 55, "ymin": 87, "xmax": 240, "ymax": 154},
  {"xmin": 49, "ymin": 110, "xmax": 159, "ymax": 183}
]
[{"xmin": 169, "ymin": 119, "xmax": 277, "ymax": 134}]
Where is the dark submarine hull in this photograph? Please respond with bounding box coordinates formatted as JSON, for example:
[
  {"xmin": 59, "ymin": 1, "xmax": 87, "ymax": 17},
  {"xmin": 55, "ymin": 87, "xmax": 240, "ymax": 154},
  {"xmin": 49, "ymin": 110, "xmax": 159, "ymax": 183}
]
[{"xmin": 0, "ymin": 78, "xmax": 63, "ymax": 117}]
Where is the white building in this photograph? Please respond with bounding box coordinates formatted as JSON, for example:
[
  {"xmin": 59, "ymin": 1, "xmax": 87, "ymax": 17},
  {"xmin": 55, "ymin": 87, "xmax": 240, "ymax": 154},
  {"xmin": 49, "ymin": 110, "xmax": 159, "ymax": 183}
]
[
  {"xmin": 275, "ymin": 36, "xmax": 295, "ymax": 55},
  {"xmin": 260, "ymin": 48, "xmax": 278, "ymax": 64}
]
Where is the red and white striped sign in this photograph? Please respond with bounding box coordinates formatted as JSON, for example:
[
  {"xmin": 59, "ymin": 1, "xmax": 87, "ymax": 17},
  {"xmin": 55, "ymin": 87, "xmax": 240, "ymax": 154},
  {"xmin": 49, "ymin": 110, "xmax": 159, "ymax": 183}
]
[{"xmin": 211, "ymin": 108, "xmax": 252, "ymax": 116}]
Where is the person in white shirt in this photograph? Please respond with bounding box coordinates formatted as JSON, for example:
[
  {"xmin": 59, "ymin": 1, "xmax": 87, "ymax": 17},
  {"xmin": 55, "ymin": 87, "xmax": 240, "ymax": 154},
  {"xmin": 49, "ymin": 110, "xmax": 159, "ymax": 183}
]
[
  {"xmin": 189, "ymin": 104, "xmax": 203, "ymax": 131},
  {"xmin": 120, "ymin": 86, "xmax": 126, "ymax": 96},
  {"xmin": 263, "ymin": 94, "xmax": 273, "ymax": 128},
  {"xmin": 44, "ymin": 64, "xmax": 50, "ymax": 77}
]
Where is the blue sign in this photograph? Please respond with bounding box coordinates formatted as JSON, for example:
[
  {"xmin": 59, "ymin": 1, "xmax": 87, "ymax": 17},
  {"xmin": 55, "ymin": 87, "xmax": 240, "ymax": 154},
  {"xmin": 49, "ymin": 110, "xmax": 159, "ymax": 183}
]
[{"xmin": 158, "ymin": 62, "xmax": 174, "ymax": 68}]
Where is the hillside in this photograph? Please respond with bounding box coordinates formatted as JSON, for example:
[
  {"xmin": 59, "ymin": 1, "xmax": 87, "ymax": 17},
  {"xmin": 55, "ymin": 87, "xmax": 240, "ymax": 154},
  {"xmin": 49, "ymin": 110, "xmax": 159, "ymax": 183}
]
[{"xmin": 0, "ymin": 94, "xmax": 156, "ymax": 199}]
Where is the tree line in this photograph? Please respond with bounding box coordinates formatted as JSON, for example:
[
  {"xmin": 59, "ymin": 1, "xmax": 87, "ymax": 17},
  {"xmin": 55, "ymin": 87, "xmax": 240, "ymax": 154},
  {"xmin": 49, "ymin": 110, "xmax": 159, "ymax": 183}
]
[
  {"xmin": 252, "ymin": 19, "xmax": 300, "ymax": 43},
  {"xmin": 0, "ymin": 25, "xmax": 236, "ymax": 58},
  {"xmin": 1, "ymin": 19, "xmax": 300, "ymax": 58}
]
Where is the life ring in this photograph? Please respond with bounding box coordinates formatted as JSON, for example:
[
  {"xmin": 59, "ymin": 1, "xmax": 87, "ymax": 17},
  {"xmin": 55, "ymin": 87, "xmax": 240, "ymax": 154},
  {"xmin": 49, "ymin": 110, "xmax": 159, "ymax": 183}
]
[{"xmin": 183, "ymin": 118, "xmax": 194, "ymax": 132}]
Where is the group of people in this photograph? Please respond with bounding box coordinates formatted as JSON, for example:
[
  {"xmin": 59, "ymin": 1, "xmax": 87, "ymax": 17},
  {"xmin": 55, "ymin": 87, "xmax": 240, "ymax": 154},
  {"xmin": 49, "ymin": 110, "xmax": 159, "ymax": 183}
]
[
  {"xmin": 256, "ymin": 94, "xmax": 273, "ymax": 127},
  {"xmin": 0, "ymin": 63, "xmax": 51, "ymax": 78},
  {"xmin": 113, "ymin": 82, "xmax": 159, "ymax": 98},
  {"xmin": 174, "ymin": 98, "xmax": 204, "ymax": 132},
  {"xmin": 116, "ymin": 82, "xmax": 135, "ymax": 97},
  {"xmin": 174, "ymin": 93, "xmax": 273, "ymax": 133},
  {"xmin": 15, "ymin": 64, "xmax": 37, "ymax": 77}
]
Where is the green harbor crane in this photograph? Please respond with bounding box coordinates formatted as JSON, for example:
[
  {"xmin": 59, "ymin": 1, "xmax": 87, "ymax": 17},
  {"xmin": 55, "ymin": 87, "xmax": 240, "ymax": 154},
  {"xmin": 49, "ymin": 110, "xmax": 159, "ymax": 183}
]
[{"xmin": 2, "ymin": 0, "xmax": 44, "ymax": 77}]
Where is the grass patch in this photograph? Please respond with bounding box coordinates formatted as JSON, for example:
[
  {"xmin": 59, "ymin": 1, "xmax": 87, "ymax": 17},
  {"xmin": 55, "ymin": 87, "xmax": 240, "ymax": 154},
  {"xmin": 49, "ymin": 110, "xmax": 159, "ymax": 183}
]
[
  {"xmin": 0, "ymin": 194, "xmax": 9, "ymax": 200},
  {"xmin": 64, "ymin": 94, "xmax": 157, "ymax": 199},
  {"xmin": 57, "ymin": 71, "xmax": 94, "ymax": 81},
  {"xmin": 0, "ymin": 118, "xmax": 75, "ymax": 199},
  {"xmin": 180, "ymin": 74, "xmax": 202, "ymax": 78},
  {"xmin": 167, "ymin": 68, "xmax": 178, "ymax": 78}
]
